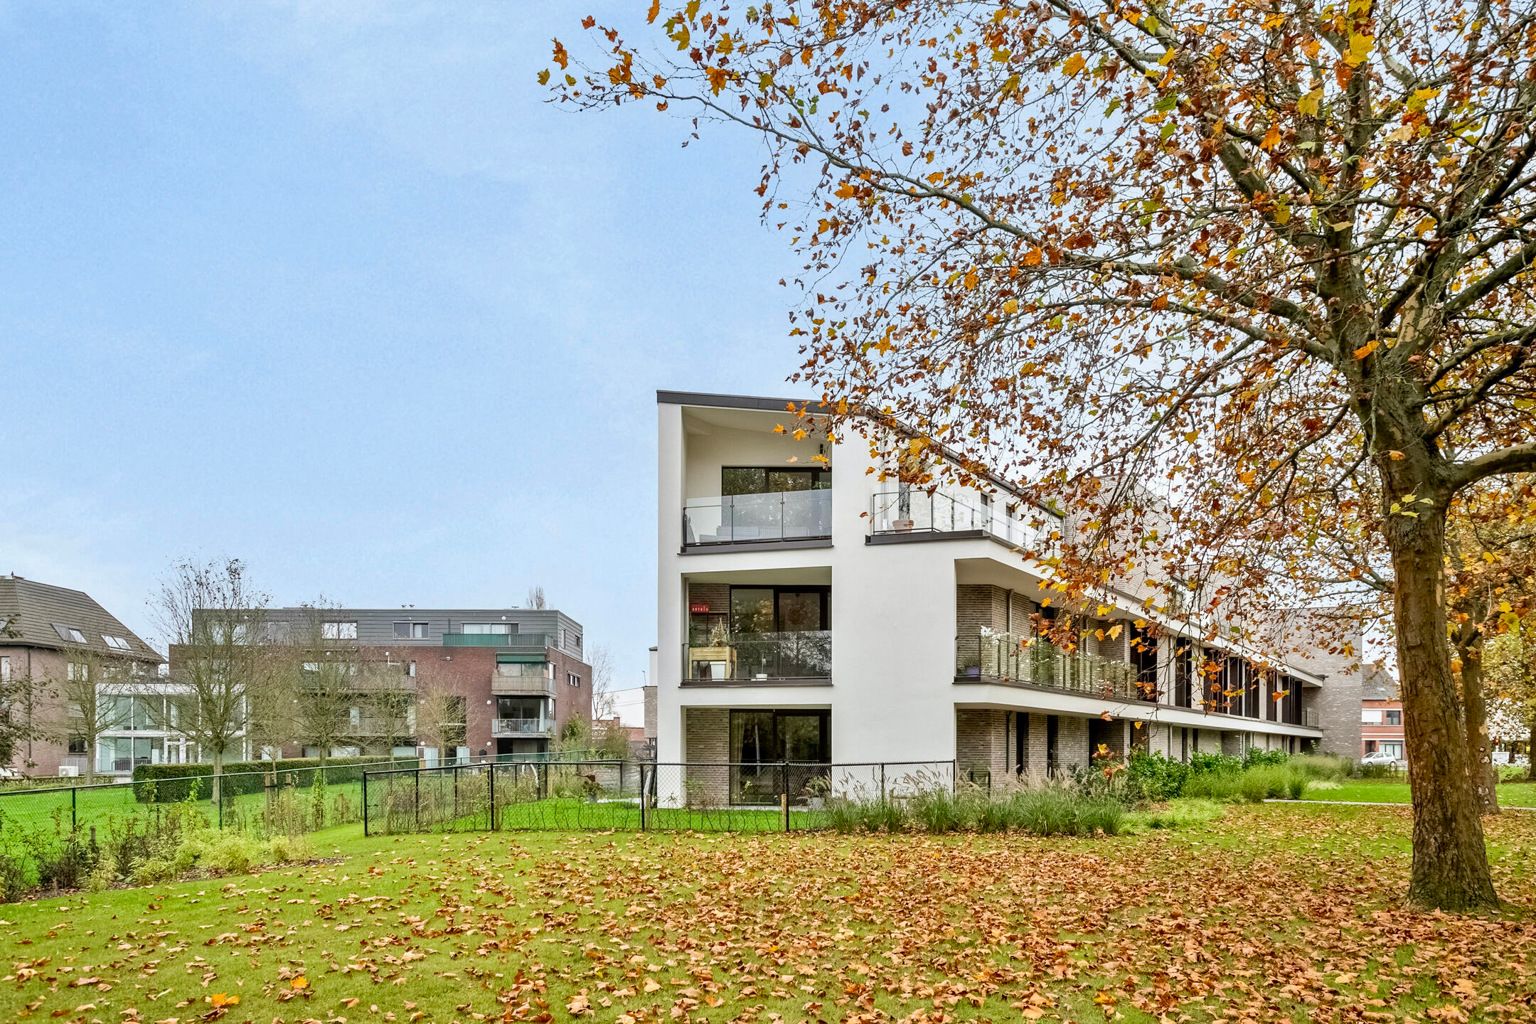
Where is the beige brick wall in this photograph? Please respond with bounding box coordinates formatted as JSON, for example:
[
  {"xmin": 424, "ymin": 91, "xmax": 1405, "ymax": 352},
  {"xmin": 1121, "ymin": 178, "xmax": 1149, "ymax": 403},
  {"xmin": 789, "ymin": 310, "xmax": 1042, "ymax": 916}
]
[
  {"xmin": 957, "ymin": 586, "xmax": 1038, "ymax": 637},
  {"xmin": 1058, "ymin": 716, "xmax": 1090, "ymax": 771},
  {"xmin": 956, "ymin": 708, "xmax": 1007, "ymax": 785},
  {"xmin": 682, "ymin": 707, "xmax": 730, "ymax": 806},
  {"xmin": 1023, "ymin": 713, "xmax": 1050, "ymax": 783}
]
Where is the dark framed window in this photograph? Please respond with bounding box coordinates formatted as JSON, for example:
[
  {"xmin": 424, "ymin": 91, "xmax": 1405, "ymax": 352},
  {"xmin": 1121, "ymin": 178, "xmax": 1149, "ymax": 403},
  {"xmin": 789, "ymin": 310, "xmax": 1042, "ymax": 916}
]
[
  {"xmin": 1385, "ymin": 709, "xmax": 1402, "ymax": 726},
  {"xmin": 728, "ymin": 710, "xmax": 831, "ymax": 804},
  {"xmin": 722, "ymin": 467, "xmax": 832, "ymax": 496},
  {"xmin": 728, "ymin": 586, "xmax": 830, "ymax": 633},
  {"xmin": 67, "ymin": 735, "xmax": 87, "ymax": 755},
  {"xmin": 1014, "ymin": 712, "xmax": 1028, "ymax": 775}
]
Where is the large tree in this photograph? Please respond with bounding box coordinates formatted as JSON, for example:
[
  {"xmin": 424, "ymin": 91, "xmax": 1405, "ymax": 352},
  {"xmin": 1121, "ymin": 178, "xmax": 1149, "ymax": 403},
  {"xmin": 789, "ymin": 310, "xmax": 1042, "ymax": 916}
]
[{"xmin": 557, "ymin": 0, "xmax": 1536, "ymax": 908}]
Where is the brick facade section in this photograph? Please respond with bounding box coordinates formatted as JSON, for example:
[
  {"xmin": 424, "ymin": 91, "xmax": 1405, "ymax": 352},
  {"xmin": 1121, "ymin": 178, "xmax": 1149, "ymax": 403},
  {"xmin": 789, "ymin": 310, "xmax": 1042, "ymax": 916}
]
[
  {"xmin": 956, "ymin": 708, "xmax": 1007, "ymax": 784},
  {"xmin": 682, "ymin": 707, "xmax": 730, "ymax": 805},
  {"xmin": 956, "ymin": 585, "xmax": 1038, "ymax": 637}
]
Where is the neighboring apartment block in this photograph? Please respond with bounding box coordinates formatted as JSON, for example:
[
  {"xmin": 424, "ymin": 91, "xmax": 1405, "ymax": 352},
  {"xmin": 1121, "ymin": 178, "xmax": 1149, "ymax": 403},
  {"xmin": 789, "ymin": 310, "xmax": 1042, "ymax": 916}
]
[
  {"xmin": 0, "ymin": 574, "xmax": 166, "ymax": 777},
  {"xmin": 656, "ymin": 391, "xmax": 1361, "ymax": 804},
  {"xmin": 170, "ymin": 607, "xmax": 594, "ymax": 762},
  {"xmin": 1360, "ymin": 664, "xmax": 1404, "ymax": 761}
]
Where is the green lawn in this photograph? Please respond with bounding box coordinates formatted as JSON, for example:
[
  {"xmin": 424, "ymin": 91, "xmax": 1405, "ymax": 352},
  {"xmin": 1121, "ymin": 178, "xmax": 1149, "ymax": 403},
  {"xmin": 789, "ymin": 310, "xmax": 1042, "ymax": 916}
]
[
  {"xmin": 0, "ymin": 779, "xmax": 370, "ymax": 838},
  {"xmin": 3, "ymin": 803, "xmax": 1536, "ymax": 1022},
  {"xmin": 1302, "ymin": 779, "xmax": 1536, "ymax": 808}
]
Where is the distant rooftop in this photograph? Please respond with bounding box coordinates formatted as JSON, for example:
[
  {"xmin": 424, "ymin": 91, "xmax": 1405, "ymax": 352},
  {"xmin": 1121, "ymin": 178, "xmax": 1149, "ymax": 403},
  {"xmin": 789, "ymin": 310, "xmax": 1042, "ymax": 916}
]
[
  {"xmin": 1361, "ymin": 662, "xmax": 1398, "ymax": 701},
  {"xmin": 0, "ymin": 574, "xmax": 161, "ymax": 663}
]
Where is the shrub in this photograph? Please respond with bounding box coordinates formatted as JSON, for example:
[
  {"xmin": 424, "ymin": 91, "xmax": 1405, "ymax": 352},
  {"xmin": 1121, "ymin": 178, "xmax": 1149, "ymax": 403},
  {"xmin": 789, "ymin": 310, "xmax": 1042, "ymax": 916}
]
[
  {"xmin": 129, "ymin": 829, "xmax": 310, "ymax": 886},
  {"xmin": 1355, "ymin": 763, "xmax": 1399, "ymax": 780},
  {"xmin": 1127, "ymin": 751, "xmax": 1190, "ymax": 801},
  {"xmin": 1242, "ymin": 747, "xmax": 1288, "ymax": 769},
  {"xmin": 133, "ymin": 756, "xmax": 416, "ymax": 803},
  {"xmin": 1291, "ymin": 754, "xmax": 1351, "ymax": 781},
  {"xmin": 1188, "ymin": 751, "xmax": 1244, "ymax": 776}
]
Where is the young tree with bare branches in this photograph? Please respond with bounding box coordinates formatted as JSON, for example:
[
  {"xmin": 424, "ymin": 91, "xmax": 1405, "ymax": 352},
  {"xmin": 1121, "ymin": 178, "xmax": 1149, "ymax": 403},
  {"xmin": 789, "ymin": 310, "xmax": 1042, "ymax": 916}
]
[
  {"xmin": 153, "ymin": 558, "xmax": 271, "ymax": 805},
  {"xmin": 555, "ymin": 0, "xmax": 1536, "ymax": 908}
]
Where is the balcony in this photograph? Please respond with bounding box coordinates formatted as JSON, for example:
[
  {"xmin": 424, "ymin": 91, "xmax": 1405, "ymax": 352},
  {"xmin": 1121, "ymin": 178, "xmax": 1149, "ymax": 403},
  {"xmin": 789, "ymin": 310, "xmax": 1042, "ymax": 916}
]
[
  {"xmin": 492, "ymin": 717, "xmax": 553, "ymax": 738},
  {"xmin": 491, "ymin": 663, "xmax": 557, "ymax": 697},
  {"xmin": 683, "ymin": 490, "xmax": 832, "ymax": 547},
  {"xmin": 685, "ymin": 630, "xmax": 832, "ymax": 684},
  {"xmin": 955, "ymin": 633, "xmax": 1144, "ymax": 700},
  {"xmin": 442, "ymin": 632, "xmax": 551, "ymax": 649},
  {"xmin": 870, "ymin": 490, "xmax": 1055, "ymax": 550}
]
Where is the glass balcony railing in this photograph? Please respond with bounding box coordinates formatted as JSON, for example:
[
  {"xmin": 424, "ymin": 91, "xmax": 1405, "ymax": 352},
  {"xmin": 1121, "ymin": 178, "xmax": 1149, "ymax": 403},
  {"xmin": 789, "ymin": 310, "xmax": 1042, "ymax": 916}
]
[
  {"xmin": 870, "ymin": 490, "xmax": 1057, "ymax": 550},
  {"xmin": 683, "ymin": 489, "xmax": 833, "ymax": 546},
  {"xmin": 442, "ymin": 632, "xmax": 551, "ymax": 648},
  {"xmin": 954, "ymin": 633, "xmax": 1142, "ymax": 700},
  {"xmin": 492, "ymin": 717, "xmax": 552, "ymax": 737},
  {"xmin": 685, "ymin": 630, "xmax": 832, "ymax": 682}
]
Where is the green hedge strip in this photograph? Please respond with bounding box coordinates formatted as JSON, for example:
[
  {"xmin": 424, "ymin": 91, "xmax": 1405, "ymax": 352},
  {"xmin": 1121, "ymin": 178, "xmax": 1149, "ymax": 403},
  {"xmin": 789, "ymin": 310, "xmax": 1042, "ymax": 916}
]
[{"xmin": 131, "ymin": 756, "xmax": 416, "ymax": 803}]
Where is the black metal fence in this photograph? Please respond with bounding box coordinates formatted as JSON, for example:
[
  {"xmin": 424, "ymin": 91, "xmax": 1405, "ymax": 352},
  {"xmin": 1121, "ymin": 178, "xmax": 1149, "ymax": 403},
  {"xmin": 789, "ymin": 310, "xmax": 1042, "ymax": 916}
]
[{"xmin": 362, "ymin": 760, "xmax": 959, "ymax": 835}]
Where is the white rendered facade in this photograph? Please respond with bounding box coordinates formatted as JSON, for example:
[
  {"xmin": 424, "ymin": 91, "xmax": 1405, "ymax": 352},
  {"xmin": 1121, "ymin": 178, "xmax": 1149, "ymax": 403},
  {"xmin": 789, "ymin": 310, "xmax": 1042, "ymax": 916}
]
[{"xmin": 656, "ymin": 391, "xmax": 1335, "ymax": 802}]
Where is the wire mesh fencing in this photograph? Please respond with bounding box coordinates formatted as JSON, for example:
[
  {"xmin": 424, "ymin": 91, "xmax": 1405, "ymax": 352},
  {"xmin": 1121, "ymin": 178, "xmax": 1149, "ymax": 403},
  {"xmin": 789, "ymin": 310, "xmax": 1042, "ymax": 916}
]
[
  {"xmin": 363, "ymin": 760, "xmax": 959, "ymax": 835},
  {"xmin": 0, "ymin": 757, "xmax": 422, "ymax": 899}
]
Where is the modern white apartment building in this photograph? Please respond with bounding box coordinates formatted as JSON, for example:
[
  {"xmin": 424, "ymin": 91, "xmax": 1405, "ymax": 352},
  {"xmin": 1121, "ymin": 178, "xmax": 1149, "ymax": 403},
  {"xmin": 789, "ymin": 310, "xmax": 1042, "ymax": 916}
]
[{"xmin": 656, "ymin": 391, "xmax": 1354, "ymax": 804}]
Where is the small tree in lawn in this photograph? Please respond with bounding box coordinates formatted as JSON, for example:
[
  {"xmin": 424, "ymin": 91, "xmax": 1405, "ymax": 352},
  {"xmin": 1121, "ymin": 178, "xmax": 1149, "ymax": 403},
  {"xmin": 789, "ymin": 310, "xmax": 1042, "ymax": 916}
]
[
  {"xmin": 153, "ymin": 558, "xmax": 270, "ymax": 807},
  {"xmin": 53, "ymin": 648, "xmax": 133, "ymax": 787},
  {"xmin": 415, "ymin": 677, "xmax": 475, "ymax": 766},
  {"xmin": 554, "ymin": 0, "xmax": 1536, "ymax": 911}
]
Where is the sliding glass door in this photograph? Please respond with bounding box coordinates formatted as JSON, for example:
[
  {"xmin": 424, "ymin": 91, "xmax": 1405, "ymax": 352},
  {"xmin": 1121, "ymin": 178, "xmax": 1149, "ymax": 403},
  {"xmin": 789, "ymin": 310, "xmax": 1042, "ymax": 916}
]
[{"xmin": 728, "ymin": 710, "xmax": 830, "ymax": 804}]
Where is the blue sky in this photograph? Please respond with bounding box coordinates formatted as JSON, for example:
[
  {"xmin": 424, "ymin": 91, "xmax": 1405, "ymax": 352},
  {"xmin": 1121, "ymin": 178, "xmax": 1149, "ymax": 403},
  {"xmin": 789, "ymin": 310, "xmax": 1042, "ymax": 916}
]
[{"xmin": 0, "ymin": 3, "xmax": 805, "ymax": 722}]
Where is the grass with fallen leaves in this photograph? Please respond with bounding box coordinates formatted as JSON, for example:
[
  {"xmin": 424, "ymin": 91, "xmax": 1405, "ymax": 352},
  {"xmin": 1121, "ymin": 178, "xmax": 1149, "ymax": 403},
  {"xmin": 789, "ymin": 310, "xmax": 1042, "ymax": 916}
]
[{"xmin": 3, "ymin": 802, "xmax": 1535, "ymax": 1022}]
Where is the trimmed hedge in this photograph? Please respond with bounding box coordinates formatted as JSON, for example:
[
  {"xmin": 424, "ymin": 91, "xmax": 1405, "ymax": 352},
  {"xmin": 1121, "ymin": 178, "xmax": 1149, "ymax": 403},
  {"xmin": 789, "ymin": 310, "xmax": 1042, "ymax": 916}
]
[{"xmin": 132, "ymin": 756, "xmax": 416, "ymax": 803}]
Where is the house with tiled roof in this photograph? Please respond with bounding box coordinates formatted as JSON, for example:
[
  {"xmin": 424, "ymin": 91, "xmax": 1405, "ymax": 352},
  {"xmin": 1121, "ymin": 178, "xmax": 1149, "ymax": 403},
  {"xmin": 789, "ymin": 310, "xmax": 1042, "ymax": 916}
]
[{"xmin": 0, "ymin": 574, "xmax": 167, "ymax": 778}]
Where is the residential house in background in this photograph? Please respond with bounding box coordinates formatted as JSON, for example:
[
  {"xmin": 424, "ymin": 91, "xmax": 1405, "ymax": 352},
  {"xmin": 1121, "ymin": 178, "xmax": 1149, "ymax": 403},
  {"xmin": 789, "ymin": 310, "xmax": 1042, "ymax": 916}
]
[
  {"xmin": 1360, "ymin": 663, "xmax": 1404, "ymax": 762},
  {"xmin": 0, "ymin": 574, "xmax": 166, "ymax": 777},
  {"xmin": 655, "ymin": 391, "xmax": 1362, "ymax": 805},
  {"xmin": 171, "ymin": 607, "xmax": 593, "ymax": 762}
]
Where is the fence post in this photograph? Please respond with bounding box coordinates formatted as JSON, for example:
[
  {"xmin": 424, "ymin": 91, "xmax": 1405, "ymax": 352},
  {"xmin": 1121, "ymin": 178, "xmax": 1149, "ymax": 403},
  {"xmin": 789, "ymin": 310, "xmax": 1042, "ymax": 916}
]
[
  {"xmin": 782, "ymin": 760, "xmax": 790, "ymax": 833},
  {"xmin": 952, "ymin": 760, "xmax": 958, "ymax": 795},
  {"xmin": 488, "ymin": 762, "xmax": 497, "ymax": 832},
  {"xmin": 415, "ymin": 768, "xmax": 421, "ymax": 832},
  {"xmin": 639, "ymin": 763, "xmax": 648, "ymax": 832},
  {"xmin": 363, "ymin": 772, "xmax": 370, "ymax": 836},
  {"xmin": 879, "ymin": 763, "xmax": 886, "ymax": 805},
  {"xmin": 71, "ymin": 786, "xmax": 77, "ymax": 831}
]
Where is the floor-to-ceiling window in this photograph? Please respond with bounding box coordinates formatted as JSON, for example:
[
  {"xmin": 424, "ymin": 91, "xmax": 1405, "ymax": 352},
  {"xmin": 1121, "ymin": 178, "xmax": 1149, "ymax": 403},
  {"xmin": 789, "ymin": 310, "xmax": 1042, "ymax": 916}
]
[{"xmin": 728, "ymin": 710, "xmax": 830, "ymax": 804}]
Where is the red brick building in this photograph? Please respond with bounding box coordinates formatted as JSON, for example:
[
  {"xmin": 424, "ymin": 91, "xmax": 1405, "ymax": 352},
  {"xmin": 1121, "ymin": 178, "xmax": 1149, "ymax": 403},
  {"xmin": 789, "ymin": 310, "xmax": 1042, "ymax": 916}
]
[
  {"xmin": 1359, "ymin": 663, "xmax": 1404, "ymax": 762},
  {"xmin": 171, "ymin": 607, "xmax": 593, "ymax": 762}
]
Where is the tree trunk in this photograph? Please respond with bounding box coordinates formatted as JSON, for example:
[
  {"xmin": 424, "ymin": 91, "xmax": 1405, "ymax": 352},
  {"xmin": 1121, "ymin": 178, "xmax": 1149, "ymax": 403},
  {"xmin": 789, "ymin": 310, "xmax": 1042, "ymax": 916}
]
[
  {"xmin": 211, "ymin": 750, "xmax": 223, "ymax": 813},
  {"xmin": 1386, "ymin": 502, "xmax": 1499, "ymax": 911},
  {"xmin": 82, "ymin": 737, "xmax": 96, "ymax": 788},
  {"xmin": 1456, "ymin": 628, "xmax": 1500, "ymax": 815},
  {"xmin": 1528, "ymin": 716, "xmax": 1536, "ymax": 782}
]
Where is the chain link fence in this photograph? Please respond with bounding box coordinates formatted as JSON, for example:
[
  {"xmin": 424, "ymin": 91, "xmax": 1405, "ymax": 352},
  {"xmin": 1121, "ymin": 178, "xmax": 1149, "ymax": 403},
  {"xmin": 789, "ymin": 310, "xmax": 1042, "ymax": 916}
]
[{"xmin": 362, "ymin": 760, "xmax": 959, "ymax": 835}]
